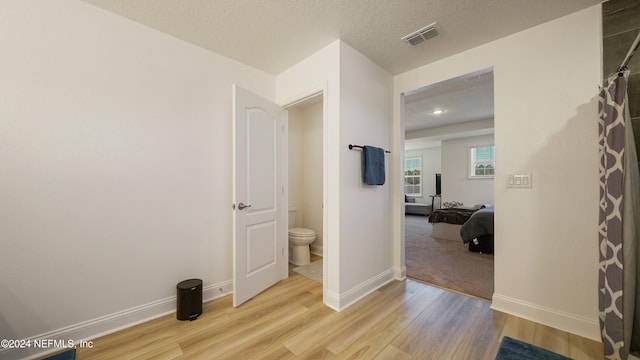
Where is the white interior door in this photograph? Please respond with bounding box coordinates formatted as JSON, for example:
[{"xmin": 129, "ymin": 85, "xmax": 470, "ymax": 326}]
[{"xmin": 232, "ymin": 85, "xmax": 287, "ymax": 307}]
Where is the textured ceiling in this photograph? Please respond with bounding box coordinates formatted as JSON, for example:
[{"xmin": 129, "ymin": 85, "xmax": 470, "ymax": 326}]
[
  {"xmin": 404, "ymin": 69, "xmax": 494, "ymax": 132},
  {"xmin": 79, "ymin": 0, "xmax": 600, "ymax": 139},
  {"xmin": 80, "ymin": 0, "xmax": 602, "ymax": 75},
  {"xmin": 403, "ymin": 68, "xmax": 494, "ymax": 148}
]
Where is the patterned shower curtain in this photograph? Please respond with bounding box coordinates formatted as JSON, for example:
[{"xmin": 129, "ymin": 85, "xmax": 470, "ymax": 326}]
[{"xmin": 599, "ymin": 70, "xmax": 640, "ymax": 360}]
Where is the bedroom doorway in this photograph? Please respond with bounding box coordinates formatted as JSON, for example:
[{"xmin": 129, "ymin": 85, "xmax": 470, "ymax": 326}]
[{"xmin": 402, "ymin": 67, "xmax": 495, "ymax": 300}]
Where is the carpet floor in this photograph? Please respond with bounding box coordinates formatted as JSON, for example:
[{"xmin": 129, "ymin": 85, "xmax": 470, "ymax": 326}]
[{"xmin": 405, "ymin": 214, "xmax": 494, "ymax": 300}]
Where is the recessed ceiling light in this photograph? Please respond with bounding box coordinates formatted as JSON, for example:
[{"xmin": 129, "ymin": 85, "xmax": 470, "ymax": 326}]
[{"xmin": 432, "ymin": 109, "xmax": 444, "ymax": 115}]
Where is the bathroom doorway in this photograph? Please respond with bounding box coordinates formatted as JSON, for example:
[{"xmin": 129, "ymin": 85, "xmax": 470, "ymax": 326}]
[{"xmin": 286, "ymin": 93, "xmax": 325, "ymax": 288}]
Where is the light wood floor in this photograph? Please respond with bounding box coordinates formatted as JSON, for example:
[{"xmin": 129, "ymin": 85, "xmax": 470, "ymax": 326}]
[{"xmin": 72, "ymin": 263, "xmax": 603, "ymax": 359}]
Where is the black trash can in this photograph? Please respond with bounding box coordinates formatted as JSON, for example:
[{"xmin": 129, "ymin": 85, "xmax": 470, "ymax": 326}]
[{"xmin": 176, "ymin": 278, "xmax": 202, "ymax": 321}]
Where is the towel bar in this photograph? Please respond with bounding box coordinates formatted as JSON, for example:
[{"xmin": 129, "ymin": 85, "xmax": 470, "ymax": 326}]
[{"xmin": 348, "ymin": 144, "xmax": 391, "ymax": 153}]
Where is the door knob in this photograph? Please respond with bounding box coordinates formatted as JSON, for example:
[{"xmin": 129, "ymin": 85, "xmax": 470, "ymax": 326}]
[{"xmin": 238, "ymin": 202, "xmax": 252, "ymax": 210}]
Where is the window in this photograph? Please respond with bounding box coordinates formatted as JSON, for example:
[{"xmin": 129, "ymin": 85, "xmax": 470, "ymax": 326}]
[
  {"xmin": 404, "ymin": 157, "xmax": 422, "ymax": 196},
  {"xmin": 470, "ymin": 146, "xmax": 495, "ymax": 178}
]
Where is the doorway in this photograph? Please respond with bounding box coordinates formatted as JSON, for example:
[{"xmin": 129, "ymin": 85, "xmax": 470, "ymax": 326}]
[
  {"xmin": 286, "ymin": 93, "xmax": 325, "ymax": 289},
  {"xmin": 401, "ymin": 68, "xmax": 495, "ymax": 300}
]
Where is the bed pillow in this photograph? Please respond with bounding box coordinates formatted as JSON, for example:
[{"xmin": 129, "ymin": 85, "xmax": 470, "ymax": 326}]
[{"xmin": 442, "ymin": 201, "xmax": 463, "ymax": 208}]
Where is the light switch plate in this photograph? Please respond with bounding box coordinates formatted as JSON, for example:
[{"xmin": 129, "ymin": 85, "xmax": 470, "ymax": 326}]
[{"xmin": 507, "ymin": 174, "xmax": 532, "ymax": 188}]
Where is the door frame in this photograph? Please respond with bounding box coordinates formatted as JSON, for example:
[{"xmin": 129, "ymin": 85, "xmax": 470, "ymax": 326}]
[
  {"xmin": 281, "ymin": 84, "xmax": 329, "ymax": 302},
  {"xmin": 398, "ymin": 68, "xmax": 496, "ymax": 296}
]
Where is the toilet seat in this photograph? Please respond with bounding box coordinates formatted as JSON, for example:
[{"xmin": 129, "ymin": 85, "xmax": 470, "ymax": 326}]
[{"xmin": 288, "ymin": 228, "xmax": 315, "ymax": 237}]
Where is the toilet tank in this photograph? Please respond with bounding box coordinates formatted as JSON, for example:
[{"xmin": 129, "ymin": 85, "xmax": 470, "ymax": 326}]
[{"xmin": 288, "ymin": 208, "xmax": 297, "ymax": 229}]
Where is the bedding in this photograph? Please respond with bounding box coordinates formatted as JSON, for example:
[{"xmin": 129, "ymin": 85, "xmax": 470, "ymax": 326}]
[
  {"xmin": 428, "ymin": 206, "xmax": 494, "ymax": 251},
  {"xmin": 460, "ymin": 206, "xmax": 494, "ymax": 244},
  {"xmin": 428, "ymin": 208, "xmax": 477, "ymax": 225},
  {"xmin": 429, "ymin": 208, "xmax": 475, "ymax": 241},
  {"xmin": 428, "ymin": 208, "xmax": 476, "ymax": 242}
]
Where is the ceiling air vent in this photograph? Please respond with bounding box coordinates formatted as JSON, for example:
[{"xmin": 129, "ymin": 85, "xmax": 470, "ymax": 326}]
[{"xmin": 402, "ymin": 22, "xmax": 439, "ymax": 47}]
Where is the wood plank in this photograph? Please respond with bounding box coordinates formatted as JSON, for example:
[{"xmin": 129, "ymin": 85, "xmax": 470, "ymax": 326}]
[
  {"xmin": 497, "ymin": 312, "xmax": 536, "ymax": 343},
  {"xmin": 180, "ymin": 304, "xmax": 309, "ymax": 358},
  {"xmin": 373, "ymin": 345, "xmax": 411, "ymax": 360},
  {"xmin": 568, "ymin": 333, "xmax": 604, "ymax": 360},
  {"xmin": 449, "ymin": 302, "xmax": 508, "ymax": 360},
  {"xmin": 128, "ymin": 343, "xmax": 183, "ymax": 360},
  {"xmin": 532, "ymin": 322, "xmax": 571, "ymax": 357},
  {"xmin": 295, "ymin": 345, "xmax": 337, "ymax": 360},
  {"xmin": 389, "ymin": 290, "xmax": 464, "ymax": 357},
  {"xmin": 408, "ymin": 295, "xmax": 481, "ymax": 359},
  {"xmin": 74, "ymin": 274, "xmax": 604, "ymax": 360},
  {"xmin": 334, "ymin": 285, "xmax": 446, "ymax": 360},
  {"xmin": 216, "ymin": 301, "xmax": 333, "ymax": 360},
  {"xmin": 283, "ymin": 286, "xmax": 390, "ymax": 355},
  {"xmin": 323, "ymin": 281, "xmax": 424, "ymax": 355}
]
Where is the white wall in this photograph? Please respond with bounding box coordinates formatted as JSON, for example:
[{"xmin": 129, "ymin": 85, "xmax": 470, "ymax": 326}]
[
  {"xmin": 288, "ymin": 102, "xmax": 324, "ymax": 254},
  {"xmin": 0, "ymin": 1, "xmax": 274, "ymax": 358},
  {"xmin": 1, "ymin": 1, "xmax": 600, "ymax": 356},
  {"xmin": 404, "ymin": 146, "xmax": 442, "ymax": 204},
  {"xmin": 277, "ymin": 40, "xmax": 394, "ymax": 310},
  {"xmin": 441, "ymin": 134, "xmax": 495, "ymax": 206},
  {"xmin": 288, "ymin": 107, "xmax": 305, "ymax": 225},
  {"xmin": 394, "ymin": 6, "xmax": 602, "ymax": 340},
  {"xmin": 277, "ymin": 41, "xmax": 341, "ymax": 308},
  {"xmin": 302, "ymin": 102, "xmax": 324, "ymax": 254},
  {"xmin": 338, "ymin": 42, "xmax": 394, "ymax": 300}
]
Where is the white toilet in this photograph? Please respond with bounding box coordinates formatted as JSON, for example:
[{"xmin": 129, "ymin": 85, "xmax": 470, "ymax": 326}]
[{"xmin": 288, "ymin": 209, "xmax": 316, "ymax": 266}]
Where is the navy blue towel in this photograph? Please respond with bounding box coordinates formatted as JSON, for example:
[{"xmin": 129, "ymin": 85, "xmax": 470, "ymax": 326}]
[{"xmin": 362, "ymin": 146, "xmax": 385, "ymax": 185}]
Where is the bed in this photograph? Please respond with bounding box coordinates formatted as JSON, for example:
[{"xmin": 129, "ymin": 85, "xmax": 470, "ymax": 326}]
[
  {"xmin": 460, "ymin": 206, "xmax": 494, "ymax": 253},
  {"xmin": 429, "ymin": 206, "xmax": 494, "ymax": 253},
  {"xmin": 428, "ymin": 207, "xmax": 478, "ymax": 242}
]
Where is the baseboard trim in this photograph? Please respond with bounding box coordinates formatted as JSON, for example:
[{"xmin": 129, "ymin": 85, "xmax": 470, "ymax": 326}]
[
  {"xmin": 331, "ymin": 269, "xmax": 394, "ymax": 312},
  {"xmin": 394, "ymin": 265, "xmax": 407, "ymax": 280},
  {"xmin": 1, "ymin": 280, "xmax": 233, "ymax": 360},
  {"xmin": 491, "ymin": 293, "xmax": 601, "ymax": 341},
  {"xmin": 310, "ymin": 245, "xmax": 323, "ymax": 256},
  {"xmin": 203, "ymin": 280, "xmax": 234, "ymax": 303},
  {"xmin": 324, "ymin": 290, "xmax": 341, "ymax": 312}
]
